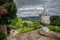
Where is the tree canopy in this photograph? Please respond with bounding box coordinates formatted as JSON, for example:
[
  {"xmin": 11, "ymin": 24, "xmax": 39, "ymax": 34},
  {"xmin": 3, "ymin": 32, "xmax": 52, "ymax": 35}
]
[
  {"xmin": 0, "ymin": 0, "xmax": 17, "ymax": 24},
  {"xmin": 50, "ymin": 16, "xmax": 60, "ymax": 26}
]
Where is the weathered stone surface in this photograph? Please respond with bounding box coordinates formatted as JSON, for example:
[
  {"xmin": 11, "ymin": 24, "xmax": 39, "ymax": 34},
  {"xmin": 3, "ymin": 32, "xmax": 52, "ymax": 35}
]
[
  {"xmin": 7, "ymin": 29, "xmax": 60, "ymax": 40},
  {"xmin": 10, "ymin": 29, "xmax": 18, "ymax": 36},
  {"xmin": 38, "ymin": 36, "xmax": 50, "ymax": 40},
  {"xmin": 40, "ymin": 27, "xmax": 49, "ymax": 32},
  {"xmin": 38, "ymin": 30, "xmax": 60, "ymax": 40}
]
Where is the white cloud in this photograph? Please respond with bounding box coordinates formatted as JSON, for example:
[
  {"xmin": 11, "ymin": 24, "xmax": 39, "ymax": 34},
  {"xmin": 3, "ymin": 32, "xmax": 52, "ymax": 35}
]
[
  {"xmin": 14, "ymin": 0, "xmax": 60, "ymax": 17},
  {"xmin": 18, "ymin": 6, "xmax": 44, "ymax": 10},
  {"xmin": 16, "ymin": 5, "xmax": 44, "ymax": 17}
]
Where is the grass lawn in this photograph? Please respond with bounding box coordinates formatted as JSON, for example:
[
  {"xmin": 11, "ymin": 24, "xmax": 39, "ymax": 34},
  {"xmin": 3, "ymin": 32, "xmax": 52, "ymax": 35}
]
[
  {"xmin": 17, "ymin": 26, "xmax": 41, "ymax": 34},
  {"xmin": 16, "ymin": 25, "xmax": 60, "ymax": 34}
]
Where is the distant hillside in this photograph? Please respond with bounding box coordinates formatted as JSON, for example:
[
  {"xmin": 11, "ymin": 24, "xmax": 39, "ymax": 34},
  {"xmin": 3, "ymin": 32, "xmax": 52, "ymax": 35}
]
[{"xmin": 20, "ymin": 16, "xmax": 40, "ymax": 21}]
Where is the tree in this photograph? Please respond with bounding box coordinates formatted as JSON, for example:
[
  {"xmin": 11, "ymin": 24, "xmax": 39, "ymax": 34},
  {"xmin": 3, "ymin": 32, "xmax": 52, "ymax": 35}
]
[
  {"xmin": 50, "ymin": 16, "xmax": 60, "ymax": 26},
  {"xmin": 0, "ymin": 0, "xmax": 17, "ymax": 40},
  {"xmin": 0, "ymin": 0, "xmax": 17, "ymax": 24},
  {"xmin": 0, "ymin": 6, "xmax": 8, "ymax": 19}
]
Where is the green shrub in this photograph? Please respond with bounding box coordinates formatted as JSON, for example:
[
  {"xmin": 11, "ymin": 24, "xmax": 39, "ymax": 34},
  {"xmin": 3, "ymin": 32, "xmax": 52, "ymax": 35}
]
[
  {"xmin": 17, "ymin": 26, "xmax": 34, "ymax": 34},
  {"xmin": 9, "ymin": 17, "xmax": 22, "ymax": 29},
  {"xmin": 47, "ymin": 25, "xmax": 60, "ymax": 33},
  {"xmin": 33, "ymin": 21, "xmax": 41, "ymax": 29},
  {"xmin": 17, "ymin": 20, "xmax": 41, "ymax": 34},
  {"xmin": 7, "ymin": 17, "xmax": 23, "ymax": 34},
  {"xmin": 23, "ymin": 22, "xmax": 28, "ymax": 28},
  {"xmin": 50, "ymin": 16, "xmax": 60, "ymax": 26},
  {"xmin": 0, "ymin": 32, "xmax": 7, "ymax": 40},
  {"xmin": 16, "ymin": 18, "xmax": 23, "ymax": 28}
]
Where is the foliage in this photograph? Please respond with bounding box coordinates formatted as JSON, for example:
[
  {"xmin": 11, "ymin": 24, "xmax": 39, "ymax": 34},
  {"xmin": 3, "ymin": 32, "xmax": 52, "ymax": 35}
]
[
  {"xmin": 0, "ymin": 0, "xmax": 17, "ymax": 39},
  {"xmin": 17, "ymin": 25, "xmax": 41, "ymax": 34},
  {"xmin": 8, "ymin": 18, "xmax": 22, "ymax": 35},
  {"xmin": 0, "ymin": 6, "xmax": 8, "ymax": 15},
  {"xmin": 33, "ymin": 20, "xmax": 41, "ymax": 29},
  {"xmin": 17, "ymin": 27, "xmax": 34, "ymax": 34},
  {"xmin": 16, "ymin": 18, "xmax": 23, "ymax": 28},
  {"xmin": 23, "ymin": 22, "xmax": 28, "ymax": 28},
  {"xmin": 50, "ymin": 16, "xmax": 60, "ymax": 26},
  {"xmin": 0, "ymin": 0, "xmax": 17, "ymax": 24},
  {"xmin": 0, "ymin": 32, "xmax": 7, "ymax": 40},
  {"xmin": 7, "ymin": 17, "xmax": 23, "ymax": 34},
  {"xmin": 19, "ymin": 16, "xmax": 60, "ymax": 34},
  {"xmin": 10, "ymin": 17, "xmax": 18, "ymax": 26},
  {"xmin": 17, "ymin": 20, "xmax": 41, "ymax": 34},
  {"xmin": 8, "ymin": 16, "xmax": 60, "ymax": 34},
  {"xmin": 17, "ymin": 18, "xmax": 60, "ymax": 34},
  {"xmin": 47, "ymin": 25, "xmax": 60, "ymax": 33}
]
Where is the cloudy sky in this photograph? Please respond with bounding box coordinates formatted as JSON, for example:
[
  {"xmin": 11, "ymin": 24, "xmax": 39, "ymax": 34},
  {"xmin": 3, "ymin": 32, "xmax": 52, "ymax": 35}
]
[{"xmin": 14, "ymin": 0, "xmax": 60, "ymax": 17}]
